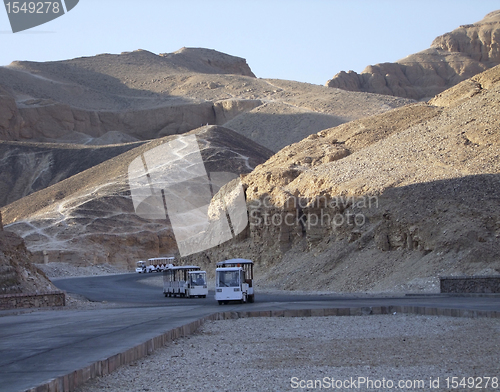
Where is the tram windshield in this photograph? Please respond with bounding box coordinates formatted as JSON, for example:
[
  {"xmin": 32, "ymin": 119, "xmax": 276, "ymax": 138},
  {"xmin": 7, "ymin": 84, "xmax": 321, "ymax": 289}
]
[
  {"xmin": 217, "ymin": 270, "xmax": 240, "ymax": 287},
  {"xmin": 190, "ymin": 272, "xmax": 206, "ymax": 286}
]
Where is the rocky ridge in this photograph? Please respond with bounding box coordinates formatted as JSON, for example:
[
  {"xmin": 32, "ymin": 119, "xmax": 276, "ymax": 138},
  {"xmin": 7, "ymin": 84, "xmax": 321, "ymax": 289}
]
[
  {"xmin": 326, "ymin": 11, "xmax": 500, "ymax": 100},
  {"xmin": 0, "ymin": 48, "xmax": 412, "ymax": 150},
  {"xmin": 181, "ymin": 65, "xmax": 500, "ymax": 293},
  {"xmin": 0, "ymin": 48, "xmax": 414, "ymax": 210}
]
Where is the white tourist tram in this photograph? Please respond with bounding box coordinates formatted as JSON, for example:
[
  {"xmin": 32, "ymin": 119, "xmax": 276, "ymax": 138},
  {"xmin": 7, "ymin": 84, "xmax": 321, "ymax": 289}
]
[
  {"xmin": 215, "ymin": 258, "xmax": 254, "ymax": 304},
  {"xmin": 163, "ymin": 265, "xmax": 208, "ymax": 298},
  {"xmin": 146, "ymin": 257, "xmax": 175, "ymax": 273},
  {"xmin": 135, "ymin": 260, "xmax": 146, "ymax": 273}
]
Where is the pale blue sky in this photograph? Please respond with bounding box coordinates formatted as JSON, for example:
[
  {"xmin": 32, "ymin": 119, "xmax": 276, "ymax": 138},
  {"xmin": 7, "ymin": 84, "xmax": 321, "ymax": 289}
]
[{"xmin": 1, "ymin": 1, "xmax": 498, "ymax": 85}]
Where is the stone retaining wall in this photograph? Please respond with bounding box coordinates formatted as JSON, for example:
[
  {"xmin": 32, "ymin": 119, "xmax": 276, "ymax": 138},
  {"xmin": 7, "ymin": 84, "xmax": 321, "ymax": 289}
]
[
  {"xmin": 440, "ymin": 275, "xmax": 500, "ymax": 293},
  {"xmin": 24, "ymin": 305, "xmax": 500, "ymax": 392},
  {"xmin": 0, "ymin": 291, "xmax": 65, "ymax": 310}
]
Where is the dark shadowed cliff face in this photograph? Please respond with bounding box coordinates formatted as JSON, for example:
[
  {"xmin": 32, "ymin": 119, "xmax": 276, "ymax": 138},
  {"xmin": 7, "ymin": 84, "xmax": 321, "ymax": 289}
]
[
  {"xmin": 0, "ymin": 141, "xmax": 145, "ymax": 208},
  {"xmin": 326, "ymin": 11, "xmax": 500, "ymax": 100}
]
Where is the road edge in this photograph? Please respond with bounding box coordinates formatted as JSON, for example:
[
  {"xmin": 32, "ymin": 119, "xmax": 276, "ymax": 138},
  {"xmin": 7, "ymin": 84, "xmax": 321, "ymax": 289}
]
[{"xmin": 25, "ymin": 305, "xmax": 500, "ymax": 392}]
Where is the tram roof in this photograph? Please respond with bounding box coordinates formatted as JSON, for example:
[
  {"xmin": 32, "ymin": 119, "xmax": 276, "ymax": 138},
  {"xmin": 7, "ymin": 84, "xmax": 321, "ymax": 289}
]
[
  {"xmin": 216, "ymin": 258, "xmax": 253, "ymax": 266},
  {"xmin": 163, "ymin": 265, "xmax": 200, "ymax": 271}
]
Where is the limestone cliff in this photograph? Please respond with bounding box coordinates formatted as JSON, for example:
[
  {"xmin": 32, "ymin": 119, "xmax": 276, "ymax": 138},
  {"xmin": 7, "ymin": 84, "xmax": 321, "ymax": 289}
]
[
  {"xmin": 2, "ymin": 126, "xmax": 273, "ymax": 270},
  {"xmin": 326, "ymin": 11, "xmax": 500, "ymax": 100},
  {"xmin": 0, "ymin": 48, "xmax": 411, "ymax": 149},
  {"xmin": 0, "ymin": 48, "xmax": 412, "ymax": 210}
]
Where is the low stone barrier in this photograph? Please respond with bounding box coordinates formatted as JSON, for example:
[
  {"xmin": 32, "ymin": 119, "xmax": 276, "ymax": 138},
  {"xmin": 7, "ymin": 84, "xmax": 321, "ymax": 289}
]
[
  {"xmin": 440, "ymin": 275, "xmax": 500, "ymax": 293},
  {"xmin": 0, "ymin": 291, "xmax": 65, "ymax": 310}
]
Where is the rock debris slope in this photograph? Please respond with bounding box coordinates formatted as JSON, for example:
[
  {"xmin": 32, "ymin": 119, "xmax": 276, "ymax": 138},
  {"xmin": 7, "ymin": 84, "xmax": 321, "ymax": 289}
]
[
  {"xmin": 0, "ymin": 212, "xmax": 55, "ymax": 294},
  {"xmin": 182, "ymin": 65, "xmax": 500, "ymax": 293},
  {"xmin": 2, "ymin": 126, "xmax": 272, "ymax": 269},
  {"xmin": 0, "ymin": 47, "xmax": 413, "ymax": 213},
  {"xmin": 327, "ymin": 11, "xmax": 500, "ymax": 100}
]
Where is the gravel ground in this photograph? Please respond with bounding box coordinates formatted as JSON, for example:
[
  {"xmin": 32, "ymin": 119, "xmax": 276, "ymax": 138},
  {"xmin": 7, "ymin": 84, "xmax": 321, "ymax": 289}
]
[
  {"xmin": 75, "ymin": 314, "xmax": 500, "ymax": 392},
  {"xmin": 36, "ymin": 262, "xmax": 129, "ymax": 278}
]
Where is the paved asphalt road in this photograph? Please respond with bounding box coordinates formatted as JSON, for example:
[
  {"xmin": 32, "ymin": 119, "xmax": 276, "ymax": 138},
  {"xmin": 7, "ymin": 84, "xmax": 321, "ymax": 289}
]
[
  {"xmin": 51, "ymin": 272, "xmax": 500, "ymax": 310},
  {"xmin": 1, "ymin": 273, "xmax": 500, "ymax": 392}
]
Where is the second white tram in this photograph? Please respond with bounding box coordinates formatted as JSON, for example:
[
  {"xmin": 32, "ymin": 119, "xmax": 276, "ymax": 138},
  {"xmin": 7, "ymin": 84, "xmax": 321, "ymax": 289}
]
[{"xmin": 163, "ymin": 266, "xmax": 208, "ymax": 298}]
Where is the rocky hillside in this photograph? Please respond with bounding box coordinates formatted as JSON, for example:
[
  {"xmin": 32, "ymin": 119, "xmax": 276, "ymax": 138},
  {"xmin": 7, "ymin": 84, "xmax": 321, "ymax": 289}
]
[
  {"xmin": 0, "ymin": 211, "xmax": 56, "ymax": 294},
  {"xmin": 0, "ymin": 47, "xmax": 413, "ymax": 209},
  {"xmin": 326, "ymin": 11, "xmax": 500, "ymax": 100},
  {"xmin": 2, "ymin": 126, "xmax": 273, "ymax": 269},
  {"xmin": 0, "ymin": 48, "xmax": 411, "ymax": 150},
  {"xmin": 181, "ymin": 65, "xmax": 500, "ymax": 293}
]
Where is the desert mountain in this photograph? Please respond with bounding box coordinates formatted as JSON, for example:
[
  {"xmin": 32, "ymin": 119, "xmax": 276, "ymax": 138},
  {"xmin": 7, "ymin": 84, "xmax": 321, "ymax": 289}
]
[
  {"xmin": 326, "ymin": 11, "xmax": 500, "ymax": 100},
  {"xmin": 180, "ymin": 65, "xmax": 500, "ymax": 293},
  {"xmin": 0, "ymin": 48, "xmax": 412, "ymax": 151},
  {"xmin": 0, "ymin": 47, "xmax": 413, "ymax": 209},
  {"xmin": 2, "ymin": 30, "xmax": 500, "ymax": 295},
  {"xmin": 2, "ymin": 126, "xmax": 273, "ymax": 268}
]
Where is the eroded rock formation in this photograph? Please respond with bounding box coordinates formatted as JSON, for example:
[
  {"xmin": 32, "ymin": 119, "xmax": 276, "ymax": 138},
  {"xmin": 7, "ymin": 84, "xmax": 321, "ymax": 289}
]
[
  {"xmin": 326, "ymin": 11, "xmax": 500, "ymax": 100},
  {"xmin": 0, "ymin": 211, "xmax": 55, "ymax": 294},
  {"xmin": 0, "ymin": 48, "xmax": 411, "ymax": 149},
  {"xmin": 182, "ymin": 65, "xmax": 500, "ymax": 293}
]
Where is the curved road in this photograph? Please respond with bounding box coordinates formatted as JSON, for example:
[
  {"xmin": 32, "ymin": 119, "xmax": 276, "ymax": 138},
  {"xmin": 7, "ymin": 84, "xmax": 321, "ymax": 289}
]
[
  {"xmin": 51, "ymin": 272, "xmax": 500, "ymax": 310},
  {"xmin": 53, "ymin": 272, "xmax": 369, "ymax": 306},
  {"xmin": 1, "ymin": 273, "xmax": 499, "ymax": 392}
]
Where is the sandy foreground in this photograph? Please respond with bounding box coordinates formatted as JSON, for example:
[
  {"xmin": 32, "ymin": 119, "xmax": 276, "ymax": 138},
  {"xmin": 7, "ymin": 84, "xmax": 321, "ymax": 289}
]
[{"xmin": 74, "ymin": 314, "xmax": 500, "ymax": 392}]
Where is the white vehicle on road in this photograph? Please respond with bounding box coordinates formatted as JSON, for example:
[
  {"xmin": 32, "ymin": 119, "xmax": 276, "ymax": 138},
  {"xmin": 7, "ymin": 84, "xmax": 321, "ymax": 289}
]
[
  {"xmin": 147, "ymin": 257, "xmax": 175, "ymax": 273},
  {"xmin": 163, "ymin": 266, "xmax": 208, "ymax": 298},
  {"xmin": 135, "ymin": 260, "xmax": 146, "ymax": 273},
  {"xmin": 215, "ymin": 259, "xmax": 254, "ymax": 305}
]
